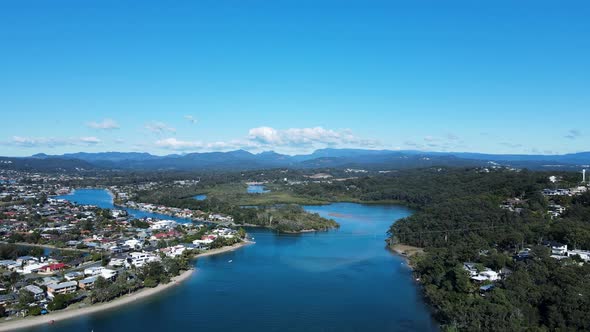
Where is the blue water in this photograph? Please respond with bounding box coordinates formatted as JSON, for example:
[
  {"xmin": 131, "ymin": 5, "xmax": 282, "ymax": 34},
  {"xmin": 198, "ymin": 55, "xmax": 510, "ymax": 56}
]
[
  {"xmin": 193, "ymin": 194, "xmax": 207, "ymax": 201},
  {"xmin": 247, "ymin": 184, "xmax": 270, "ymax": 194},
  {"xmin": 56, "ymin": 189, "xmax": 194, "ymax": 224},
  {"xmin": 35, "ymin": 189, "xmax": 437, "ymax": 332}
]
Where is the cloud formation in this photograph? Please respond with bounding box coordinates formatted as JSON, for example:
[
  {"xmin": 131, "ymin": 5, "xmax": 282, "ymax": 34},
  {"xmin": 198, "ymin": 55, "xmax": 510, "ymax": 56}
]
[
  {"xmin": 80, "ymin": 137, "xmax": 101, "ymax": 144},
  {"xmin": 248, "ymin": 126, "xmax": 378, "ymax": 148},
  {"xmin": 87, "ymin": 119, "xmax": 119, "ymax": 130},
  {"xmin": 155, "ymin": 126, "xmax": 379, "ymax": 152},
  {"xmin": 145, "ymin": 121, "xmax": 176, "ymax": 134},
  {"xmin": 155, "ymin": 138, "xmax": 243, "ymax": 151}
]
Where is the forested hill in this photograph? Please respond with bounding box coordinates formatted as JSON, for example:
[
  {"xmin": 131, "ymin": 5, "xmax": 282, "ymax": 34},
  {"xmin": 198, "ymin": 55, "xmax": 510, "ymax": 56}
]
[
  {"xmin": 286, "ymin": 167, "xmax": 590, "ymax": 330},
  {"xmin": 383, "ymin": 169, "xmax": 590, "ymax": 331}
]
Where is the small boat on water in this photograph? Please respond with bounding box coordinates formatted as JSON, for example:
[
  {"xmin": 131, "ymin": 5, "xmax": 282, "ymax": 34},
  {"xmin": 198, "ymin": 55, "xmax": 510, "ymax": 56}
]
[{"xmin": 228, "ymin": 260, "xmax": 233, "ymax": 263}]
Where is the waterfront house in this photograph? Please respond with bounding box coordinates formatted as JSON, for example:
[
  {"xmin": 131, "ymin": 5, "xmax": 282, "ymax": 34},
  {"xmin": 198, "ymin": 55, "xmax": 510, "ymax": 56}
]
[
  {"xmin": 193, "ymin": 238, "xmax": 214, "ymax": 249},
  {"xmin": 78, "ymin": 276, "xmax": 98, "ymax": 289},
  {"xmin": 22, "ymin": 284, "xmax": 45, "ymax": 300},
  {"xmin": 101, "ymin": 268, "xmax": 117, "ymax": 280},
  {"xmin": 47, "ymin": 281, "xmax": 77, "ymax": 298},
  {"xmin": 125, "ymin": 252, "xmax": 159, "ymax": 268}
]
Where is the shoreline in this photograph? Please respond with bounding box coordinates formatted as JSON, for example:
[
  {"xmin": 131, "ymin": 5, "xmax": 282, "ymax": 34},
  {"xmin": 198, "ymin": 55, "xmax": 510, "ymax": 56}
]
[
  {"xmin": 0, "ymin": 269, "xmax": 194, "ymax": 332},
  {"xmin": 0, "ymin": 241, "xmax": 252, "ymax": 331},
  {"xmin": 388, "ymin": 243, "xmax": 424, "ymax": 269},
  {"xmin": 194, "ymin": 240, "xmax": 254, "ymax": 258}
]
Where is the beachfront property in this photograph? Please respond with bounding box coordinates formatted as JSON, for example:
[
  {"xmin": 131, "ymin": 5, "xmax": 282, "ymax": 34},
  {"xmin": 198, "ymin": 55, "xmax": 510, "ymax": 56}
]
[
  {"xmin": 159, "ymin": 245, "xmax": 188, "ymax": 258},
  {"xmin": 124, "ymin": 252, "xmax": 160, "ymax": 268},
  {"xmin": 47, "ymin": 281, "xmax": 77, "ymax": 298},
  {"xmin": 78, "ymin": 276, "xmax": 99, "ymax": 289},
  {"xmin": 83, "ymin": 266, "xmax": 118, "ymax": 279},
  {"xmin": 22, "ymin": 285, "xmax": 45, "ymax": 301}
]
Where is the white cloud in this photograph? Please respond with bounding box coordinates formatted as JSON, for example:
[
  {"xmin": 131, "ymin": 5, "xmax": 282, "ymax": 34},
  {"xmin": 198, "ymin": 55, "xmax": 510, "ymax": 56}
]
[
  {"xmin": 248, "ymin": 126, "xmax": 377, "ymax": 148},
  {"xmin": 80, "ymin": 137, "xmax": 101, "ymax": 145},
  {"xmin": 248, "ymin": 127, "xmax": 282, "ymax": 145},
  {"xmin": 155, "ymin": 126, "xmax": 379, "ymax": 153},
  {"xmin": 184, "ymin": 115, "xmax": 198, "ymax": 124},
  {"xmin": 155, "ymin": 138, "xmax": 202, "ymax": 150},
  {"xmin": 155, "ymin": 138, "xmax": 243, "ymax": 151},
  {"xmin": 145, "ymin": 121, "xmax": 176, "ymax": 134},
  {"xmin": 87, "ymin": 118, "xmax": 119, "ymax": 130}
]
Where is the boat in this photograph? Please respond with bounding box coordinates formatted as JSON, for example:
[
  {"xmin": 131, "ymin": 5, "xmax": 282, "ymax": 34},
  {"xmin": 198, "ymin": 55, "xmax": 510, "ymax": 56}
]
[{"xmin": 228, "ymin": 260, "xmax": 233, "ymax": 263}]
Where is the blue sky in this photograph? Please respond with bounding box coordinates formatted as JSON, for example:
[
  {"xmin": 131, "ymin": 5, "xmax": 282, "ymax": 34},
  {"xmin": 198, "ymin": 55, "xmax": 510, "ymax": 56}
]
[{"xmin": 1, "ymin": 0, "xmax": 588, "ymax": 156}]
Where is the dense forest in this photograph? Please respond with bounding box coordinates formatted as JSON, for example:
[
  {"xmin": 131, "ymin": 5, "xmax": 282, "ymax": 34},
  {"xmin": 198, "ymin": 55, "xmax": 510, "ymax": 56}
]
[{"xmin": 288, "ymin": 168, "xmax": 590, "ymax": 331}]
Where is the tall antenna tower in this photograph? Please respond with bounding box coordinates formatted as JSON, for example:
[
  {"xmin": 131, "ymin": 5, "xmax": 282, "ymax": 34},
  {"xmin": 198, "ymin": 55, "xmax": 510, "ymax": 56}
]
[{"xmin": 583, "ymin": 169, "xmax": 587, "ymax": 183}]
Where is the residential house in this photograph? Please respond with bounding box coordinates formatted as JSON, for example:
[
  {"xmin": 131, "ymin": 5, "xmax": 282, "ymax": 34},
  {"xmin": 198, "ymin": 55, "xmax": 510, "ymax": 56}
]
[
  {"xmin": 64, "ymin": 271, "xmax": 85, "ymax": 281},
  {"xmin": 47, "ymin": 281, "xmax": 77, "ymax": 298},
  {"xmin": 22, "ymin": 285, "xmax": 45, "ymax": 300},
  {"xmin": 78, "ymin": 276, "xmax": 98, "ymax": 290},
  {"xmin": 125, "ymin": 252, "xmax": 159, "ymax": 268},
  {"xmin": 84, "ymin": 266, "xmax": 105, "ymax": 276}
]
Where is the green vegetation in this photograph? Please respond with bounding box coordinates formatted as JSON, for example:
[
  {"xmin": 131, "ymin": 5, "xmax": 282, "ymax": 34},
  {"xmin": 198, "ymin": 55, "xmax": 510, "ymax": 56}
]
[
  {"xmin": 133, "ymin": 184, "xmax": 338, "ymax": 233},
  {"xmin": 258, "ymin": 167, "xmax": 590, "ymax": 331},
  {"xmin": 253, "ymin": 204, "xmax": 339, "ymax": 232},
  {"xmin": 379, "ymin": 168, "xmax": 590, "ymax": 331},
  {"xmin": 48, "ymin": 293, "xmax": 74, "ymax": 311}
]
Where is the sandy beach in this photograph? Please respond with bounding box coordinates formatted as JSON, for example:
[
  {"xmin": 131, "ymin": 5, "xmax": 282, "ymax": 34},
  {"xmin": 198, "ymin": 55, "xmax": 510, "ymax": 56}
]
[
  {"xmin": 194, "ymin": 239, "xmax": 254, "ymax": 258},
  {"xmin": 0, "ymin": 240, "xmax": 253, "ymax": 331},
  {"xmin": 390, "ymin": 243, "xmax": 424, "ymax": 257},
  {"xmin": 389, "ymin": 243, "xmax": 424, "ymax": 269}
]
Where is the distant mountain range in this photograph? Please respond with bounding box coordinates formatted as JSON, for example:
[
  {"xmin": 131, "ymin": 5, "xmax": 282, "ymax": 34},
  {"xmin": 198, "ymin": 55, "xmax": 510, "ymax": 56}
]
[{"xmin": 0, "ymin": 149, "xmax": 589, "ymax": 172}]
